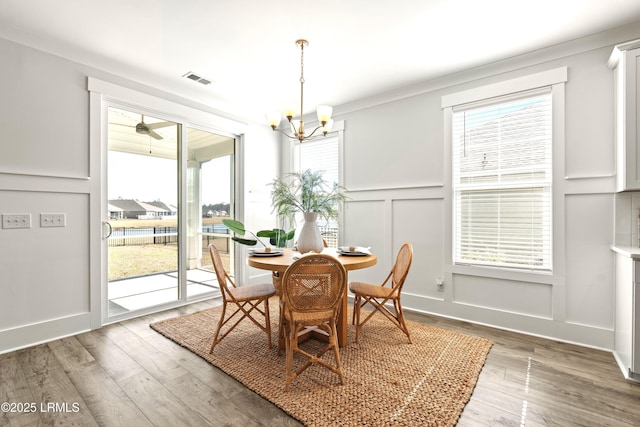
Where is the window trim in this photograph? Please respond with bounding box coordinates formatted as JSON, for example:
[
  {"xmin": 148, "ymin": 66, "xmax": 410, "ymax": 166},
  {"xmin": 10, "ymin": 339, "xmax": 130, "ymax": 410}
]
[{"xmin": 442, "ymin": 67, "xmax": 567, "ymax": 277}]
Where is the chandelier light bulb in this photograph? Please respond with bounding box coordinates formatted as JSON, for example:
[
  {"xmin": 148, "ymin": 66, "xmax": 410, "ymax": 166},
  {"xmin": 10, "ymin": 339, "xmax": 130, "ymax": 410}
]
[
  {"xmin": 282, "ymin": 101, "xmax": 297, "ymax": 120},
  {"xmin": 267, "ymin": 111, "xmax": 281, "ymax": 130},
  {"xmin": 316, "ymin": 105, "xmax": 333, "ymax": 125},
  {"xmin": 322, "ymin": 119, "xmax": 334, "ymax": 135}
]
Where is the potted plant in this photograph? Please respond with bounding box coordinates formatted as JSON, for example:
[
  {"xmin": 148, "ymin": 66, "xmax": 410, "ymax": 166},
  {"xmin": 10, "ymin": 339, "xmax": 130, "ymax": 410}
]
[{"xmin": 270, "ymin": 169, "xmax": 346, "ymax": 253}]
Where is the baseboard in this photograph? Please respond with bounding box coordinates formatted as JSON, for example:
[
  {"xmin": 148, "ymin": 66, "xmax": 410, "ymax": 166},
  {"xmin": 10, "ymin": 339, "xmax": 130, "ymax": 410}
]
[{"xmin": 0, "ymin": 313, "xmax": 92, "ymax": 354}]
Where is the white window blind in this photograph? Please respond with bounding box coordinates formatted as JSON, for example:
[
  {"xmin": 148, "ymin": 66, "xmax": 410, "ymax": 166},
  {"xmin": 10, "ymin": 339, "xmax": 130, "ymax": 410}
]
[
  {"xmin": 452, "ymin": 88, "xmax": 552, "ymax": 271},
  {"xmin": 298, "ymin": 136, "xmax": 340, "ymax": 247},
  {"xmin": 299, "ymin": 136, "xmax": 339, "ymax": 186}
]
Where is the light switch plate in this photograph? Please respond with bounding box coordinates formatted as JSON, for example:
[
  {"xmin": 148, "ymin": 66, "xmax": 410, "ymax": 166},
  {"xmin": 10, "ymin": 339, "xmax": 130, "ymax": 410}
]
[
  {"xmin": 41, "ymin": 213, "xmax": 66, "ymax": 227},
  {"xmin": 2, "ymin": 214, "xmax": 32, "ymax": 229}
]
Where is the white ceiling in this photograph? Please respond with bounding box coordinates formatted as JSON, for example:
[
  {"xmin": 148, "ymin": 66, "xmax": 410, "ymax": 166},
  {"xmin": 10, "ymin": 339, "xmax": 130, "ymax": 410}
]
[{"xmin": 1, "ymin": 0, "xmax": 640, "ymax": 123}]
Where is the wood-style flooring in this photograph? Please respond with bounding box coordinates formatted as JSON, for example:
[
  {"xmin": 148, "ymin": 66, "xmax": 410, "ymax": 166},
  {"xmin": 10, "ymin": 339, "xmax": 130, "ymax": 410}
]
[{"xmin": 1, "ymin": 298, "xmax": 639, "ymax": 426}]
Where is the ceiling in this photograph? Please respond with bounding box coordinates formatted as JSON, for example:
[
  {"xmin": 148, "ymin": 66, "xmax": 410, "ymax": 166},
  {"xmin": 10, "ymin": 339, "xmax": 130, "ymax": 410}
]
[
  {"xmin": 108, "ymin": 107, "xmax": 234, "ymax": 160},
  {"xmin": 1, "ymin": 0, "xmax": 640, "ymax": 124}
]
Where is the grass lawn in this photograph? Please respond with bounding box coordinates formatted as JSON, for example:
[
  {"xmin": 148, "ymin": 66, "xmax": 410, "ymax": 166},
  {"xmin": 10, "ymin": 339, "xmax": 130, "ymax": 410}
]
[{"xmin": 108, "ymin": 216, "xmax": 229, "ymax": 280}]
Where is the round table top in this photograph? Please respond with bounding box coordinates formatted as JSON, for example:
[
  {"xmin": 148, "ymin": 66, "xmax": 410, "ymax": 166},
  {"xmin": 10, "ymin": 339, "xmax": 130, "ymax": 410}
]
[{"xmin": 247, "ymin": 247, "xmax": 377, "ymax": 273}]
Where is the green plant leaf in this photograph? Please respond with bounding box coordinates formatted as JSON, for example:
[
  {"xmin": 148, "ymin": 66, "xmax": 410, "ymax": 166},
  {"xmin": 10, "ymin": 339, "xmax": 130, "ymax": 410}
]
[
  {"xmin": 222, "ymin": 219, "xmax": 246, "ymax": 235},
  {"xmin": 269, "ymin": 169, "xmax": 347, "ymax": 222},
  {"xmin": 256, "ymin": 228, "xmax": 295, "ymax": 247},
  {"xmin": 231, "ymin": 236, "xmax": 258, "ymax": 246}
]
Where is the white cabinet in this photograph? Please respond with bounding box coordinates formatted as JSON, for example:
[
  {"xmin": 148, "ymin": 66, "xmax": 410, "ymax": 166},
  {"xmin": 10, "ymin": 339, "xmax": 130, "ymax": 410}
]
[
  {"xmin": 609, "ymin": 40, "xmax": 640, "ymax": 191},
  {"xmin": 613, "ymin": 250, "xmax": 640, "ymax": 381}
]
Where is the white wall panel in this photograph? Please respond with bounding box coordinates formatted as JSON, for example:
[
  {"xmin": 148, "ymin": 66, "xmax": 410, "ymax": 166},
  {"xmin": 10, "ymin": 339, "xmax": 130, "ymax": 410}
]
[
  {"xmin": 565, "ymin": 193, "xmax": 615, "ymax": 328},
  {"xmin": 452, "ymin": 274, "xmax": 553, "ymax": 318},
  {"xmin": 392, "ymin": 198, "xmax": 444, "ymax": 297},
  {"xmin": 342, "ymin": 95, "xmax": 443, "ymax": 191},
  {"xmin": 0, "ymin": 190, "xmax": 89, "ymax": 329},
  {"xmin": 0, "ymin": 39, "xmax": 89, "ymax": 178},
  {"xmin": 343, "ymin": 199, "xmax": 387, "ymax": 283},
  {"xmin": 563, "ymin": 47, "xmax": 616, "ymax": 179}
]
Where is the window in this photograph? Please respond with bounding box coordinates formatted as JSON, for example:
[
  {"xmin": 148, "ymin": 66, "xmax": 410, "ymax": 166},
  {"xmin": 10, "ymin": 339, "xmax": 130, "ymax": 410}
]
[
  {"xmin": 297, "ymin": 135, "xmax": 340, "ymax": 247},
  {"xmin": 452, "ymin": 89, "xmax": 552, "ymax": 271}
]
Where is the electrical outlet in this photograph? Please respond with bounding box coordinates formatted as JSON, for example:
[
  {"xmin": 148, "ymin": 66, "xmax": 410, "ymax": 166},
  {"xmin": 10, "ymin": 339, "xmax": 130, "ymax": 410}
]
[
  {"xmin": 436, "ymin": 278, "xmax": 444, "ymax": 292},
  {"xmin": 41, "ymin": 213, "xmax": 66, "ymax": 227},
  {"xmin": 2, "ymin": 213, "xmax": 32, "ymax": 229}
]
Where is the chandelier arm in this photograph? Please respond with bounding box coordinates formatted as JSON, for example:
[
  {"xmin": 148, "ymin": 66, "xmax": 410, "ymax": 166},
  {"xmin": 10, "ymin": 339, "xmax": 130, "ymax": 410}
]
[
  {"xmin": 275, "ymin": 128, "xmax": 296, "ymax": 140},
  {"xmin": 289, "ymin": 120, "xmax": 300, "ymax": 138},
  {"xmin": 304, "ymin": 125, "xmax": 323, "ymax": 139}
]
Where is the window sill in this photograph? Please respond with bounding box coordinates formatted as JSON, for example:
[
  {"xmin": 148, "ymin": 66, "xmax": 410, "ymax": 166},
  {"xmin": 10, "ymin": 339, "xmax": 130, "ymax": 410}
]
[{"xmin": 451, "ymin": 263, "xmax": 553, "ymax": 285}]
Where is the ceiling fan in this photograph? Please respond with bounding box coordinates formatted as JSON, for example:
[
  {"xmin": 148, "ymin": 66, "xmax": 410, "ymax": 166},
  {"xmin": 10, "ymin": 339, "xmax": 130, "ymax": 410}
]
[{"xmin": 135, "ymin": 115, "xmax": 174, "ymax": 140}]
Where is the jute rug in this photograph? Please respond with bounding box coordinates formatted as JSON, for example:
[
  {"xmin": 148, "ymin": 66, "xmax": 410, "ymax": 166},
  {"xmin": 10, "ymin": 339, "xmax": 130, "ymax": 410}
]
[{"xmin": 150, "ymin": 301, "xmax": 492, "ymax": 426}]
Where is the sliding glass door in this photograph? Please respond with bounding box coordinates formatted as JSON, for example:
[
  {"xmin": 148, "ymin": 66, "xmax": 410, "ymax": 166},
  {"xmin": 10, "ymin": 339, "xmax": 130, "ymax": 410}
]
[
  {"xmin": 185, "ymin": 126, "xmax": 235, "ymax": 297},
  {"xmin": 105, "ymin": 105, "xmax": 235, "ymax": 320}
]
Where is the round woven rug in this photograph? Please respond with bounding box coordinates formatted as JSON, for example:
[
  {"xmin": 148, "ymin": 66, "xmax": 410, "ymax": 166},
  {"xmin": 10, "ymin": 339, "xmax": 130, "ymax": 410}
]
[{"xmin": 150, "ymin": 300, "xmax": 492, "ymax": 427}]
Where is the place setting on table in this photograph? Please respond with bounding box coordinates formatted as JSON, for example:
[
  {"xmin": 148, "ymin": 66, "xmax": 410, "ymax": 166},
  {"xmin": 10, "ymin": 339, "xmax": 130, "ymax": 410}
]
[
  {"xmin": 335, "ymin": 245, "xmax": 371, "ymax": 256},
  {"xmin": 247, "ymin": 247, "xmax": 285, "ymax": 257}
]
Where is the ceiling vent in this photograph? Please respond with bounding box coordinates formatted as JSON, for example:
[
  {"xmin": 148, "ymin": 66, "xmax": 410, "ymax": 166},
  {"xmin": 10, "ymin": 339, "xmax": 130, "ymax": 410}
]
[{"xmin": 182, "ymin": 71, "xmax": 213, "ymax": 86}]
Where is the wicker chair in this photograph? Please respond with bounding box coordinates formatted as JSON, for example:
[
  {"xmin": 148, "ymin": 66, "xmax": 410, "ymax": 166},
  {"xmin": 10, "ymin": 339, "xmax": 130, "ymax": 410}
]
[
  {"xmin": 350, "ymin": 242, "xmax": 413, "ymax": 344},
  {"xmin": 208, "ymin": 245, "xmax": 276, "ymax": 353},
  {"xmin": 273, "ymin": 239, "xmax": 328, "ymax": 353},
  {"xmin": 280, "ymin": 254, "xmax": 347, "ymax": 390}
]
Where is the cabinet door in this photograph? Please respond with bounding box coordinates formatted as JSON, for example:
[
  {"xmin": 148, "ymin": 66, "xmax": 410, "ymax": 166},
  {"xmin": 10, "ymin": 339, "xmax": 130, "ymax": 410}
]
[
  {"xmin": 633, "ymin": 280, "xmax": 640, "ymax": 377},
  {"xmin": 618, "ymin": 47, "xmax": 640, "ymax": 190}
]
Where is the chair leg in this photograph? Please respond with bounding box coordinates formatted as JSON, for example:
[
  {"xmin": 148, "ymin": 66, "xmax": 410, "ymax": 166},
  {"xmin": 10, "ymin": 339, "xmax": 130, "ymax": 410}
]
[
  {"xmin": 394, "ymin": 298, "xmax": 412, "ymax": 344},
  {"xmin": 278, "ymin": 299, "xmax": 286, "ymax": 355},
  {"xmin": 284, "ymin": 321, "xmax": 296, "ymax": 390},
  {"xmin": 353, "ymin": 295, "xmax": 362, "ymax": 344},
  {"xmin": 264, "ymin": 297, "xmax": 272, "ymax": 348},
  {"xmin": 354, "ymin": 295, "xmax": 413, "ymax": 344},
  {"xmin": 209, "ymin": 301, "xmax": 227, "ymax": 353},
  {"xmin": 330, "ymin": 320, "xmax": 344, "ymax": 385},
  {"xmin": 351, "ymin": 295, "xmax": 358, "ymax": 325}
]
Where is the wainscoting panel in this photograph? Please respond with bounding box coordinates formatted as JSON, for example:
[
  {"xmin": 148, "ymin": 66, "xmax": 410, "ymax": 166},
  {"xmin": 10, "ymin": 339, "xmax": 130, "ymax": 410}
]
[
  {"xmin": 392, "ymin": 198, "xmax": 444, "ymax": 297},
  {"xmin": 343, "ymin": 199, "xmax": 388, "ymax": 284},
  {"xmin": 452, "ymin": 274, "xmax": 553, "ymax": 319},
  {"xmin": 564, "ymin": 193, "xmax": 615, "ymax": 329},
  {"xmin": 0, "ymin": 190, "xmax": 90, "ymax": 331}
]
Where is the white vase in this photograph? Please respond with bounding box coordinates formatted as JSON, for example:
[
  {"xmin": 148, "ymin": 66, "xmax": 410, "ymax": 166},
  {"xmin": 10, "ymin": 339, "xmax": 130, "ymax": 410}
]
[{"xmin": 297, "ymin": 212, "xmax": 324, "ymax": 253}]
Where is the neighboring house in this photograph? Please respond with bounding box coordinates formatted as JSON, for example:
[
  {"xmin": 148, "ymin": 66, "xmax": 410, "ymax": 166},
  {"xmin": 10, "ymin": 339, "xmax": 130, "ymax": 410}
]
[
  {"xmin": 146, "ymin": 201, "xmax": 178, "ymax": 217},
  {"xmin": 108, "ymin": 199, "xmax": 174, "ymax": 219},
  {"xmin": 107, "ymin": 203, "xmax": 124, "ymax": 220}
]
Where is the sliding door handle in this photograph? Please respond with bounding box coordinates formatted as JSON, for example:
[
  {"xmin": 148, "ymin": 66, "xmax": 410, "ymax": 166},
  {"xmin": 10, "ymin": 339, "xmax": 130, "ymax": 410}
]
[{"xmin": 103, "ymin": 221, "xmax": 112, "ymax": 239}]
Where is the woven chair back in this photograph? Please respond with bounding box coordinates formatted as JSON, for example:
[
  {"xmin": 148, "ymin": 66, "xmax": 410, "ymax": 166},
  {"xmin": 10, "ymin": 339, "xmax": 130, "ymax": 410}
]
[
  {"xmin": 391, "ymin": 242, "xmax": 413, "ymax": 290},
  {"xmin": 209, "ymin": 245, "xmax": 233, "ymax": 295},
  {"xmin": 282, "ymin": 254, "xmax": 346, "ymax": 313}
]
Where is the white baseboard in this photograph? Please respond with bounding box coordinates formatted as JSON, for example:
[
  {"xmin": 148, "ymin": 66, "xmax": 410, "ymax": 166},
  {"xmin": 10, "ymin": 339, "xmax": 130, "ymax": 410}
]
[{"xmin": 0, "ymin": 313, "xmax": 92, "ymax": 354}]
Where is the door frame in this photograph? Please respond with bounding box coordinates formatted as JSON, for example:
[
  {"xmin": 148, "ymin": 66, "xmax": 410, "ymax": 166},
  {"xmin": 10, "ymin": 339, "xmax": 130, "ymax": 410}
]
[{"xmin": 88, "ymin": 77, "xmax": 246, "ymax": 328}]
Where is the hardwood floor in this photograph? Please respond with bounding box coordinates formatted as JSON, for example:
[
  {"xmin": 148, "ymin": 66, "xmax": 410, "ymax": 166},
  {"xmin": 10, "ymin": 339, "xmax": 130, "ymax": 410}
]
[{"xmin": 1, "ymin": 298, "xmax": 639, "ymax": 426}]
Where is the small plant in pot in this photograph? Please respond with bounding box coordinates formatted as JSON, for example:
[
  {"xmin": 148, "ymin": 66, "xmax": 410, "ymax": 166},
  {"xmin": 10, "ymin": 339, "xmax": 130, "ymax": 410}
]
[{"xmin": 270, "ymin": 169, "xmax": 346, "ymax": 253}]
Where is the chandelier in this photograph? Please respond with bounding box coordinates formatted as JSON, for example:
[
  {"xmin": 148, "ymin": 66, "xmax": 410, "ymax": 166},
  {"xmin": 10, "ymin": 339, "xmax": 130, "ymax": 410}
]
[{"xmin": 267, "ymin": 39, "xmax": 333, "ymax": 142}]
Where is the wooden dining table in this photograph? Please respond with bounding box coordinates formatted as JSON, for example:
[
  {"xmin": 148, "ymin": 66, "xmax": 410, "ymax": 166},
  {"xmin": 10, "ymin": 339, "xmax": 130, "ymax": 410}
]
[{"xmin": 247, "ymin": 247, "xmax": 377, "ymax": 347}]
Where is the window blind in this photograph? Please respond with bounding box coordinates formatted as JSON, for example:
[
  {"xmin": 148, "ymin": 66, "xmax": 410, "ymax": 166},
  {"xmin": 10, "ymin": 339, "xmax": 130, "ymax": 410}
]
[
  {"xmin": 299, "ymin": 136, "xmax": 339, "ymax": 186},
  {"xmin": 452, "ymin": 89, "xmax": 552, "ymax": 271},
  {"xmin": 298, "ymin": 136, "xmax": 340, "ymax": 247}
]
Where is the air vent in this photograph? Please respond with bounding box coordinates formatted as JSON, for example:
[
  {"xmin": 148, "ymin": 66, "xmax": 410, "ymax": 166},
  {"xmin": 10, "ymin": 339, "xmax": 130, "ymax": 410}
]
[{"xmin": 182, "ymin": 71, "xmax": 213, "ymax": 86}]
